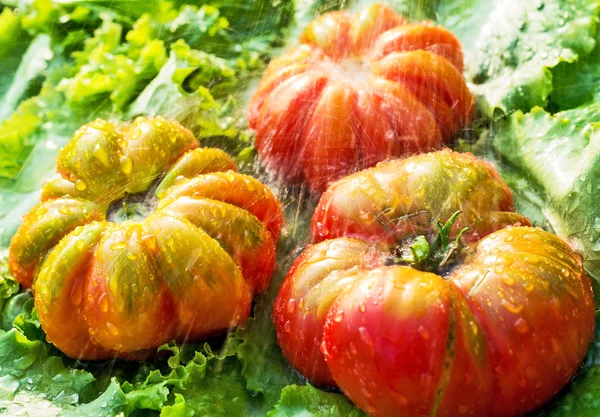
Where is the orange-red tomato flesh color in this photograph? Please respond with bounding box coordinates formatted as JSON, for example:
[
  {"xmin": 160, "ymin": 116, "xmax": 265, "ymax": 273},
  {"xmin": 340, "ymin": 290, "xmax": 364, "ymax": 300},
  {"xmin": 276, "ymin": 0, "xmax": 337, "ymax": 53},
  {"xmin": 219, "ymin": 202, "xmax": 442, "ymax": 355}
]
[{"xmin": 249, "ymin": 4, "xmax": 474, "ymax": 193}]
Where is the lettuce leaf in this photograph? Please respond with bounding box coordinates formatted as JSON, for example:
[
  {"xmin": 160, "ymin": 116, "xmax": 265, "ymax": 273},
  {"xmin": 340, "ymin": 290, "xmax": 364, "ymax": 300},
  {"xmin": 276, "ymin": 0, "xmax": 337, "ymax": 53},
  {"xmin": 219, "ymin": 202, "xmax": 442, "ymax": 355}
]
[
  {"xmin": 267, "ymin": 385, "xmax": 367, "ymax": 417},
  {"xmin": 494, "ymin": 106, "xmax": 600, "ymax": 281},
  {"xmin": 470, "ymin": 0, "xmax": 599, "ymax": 116}
]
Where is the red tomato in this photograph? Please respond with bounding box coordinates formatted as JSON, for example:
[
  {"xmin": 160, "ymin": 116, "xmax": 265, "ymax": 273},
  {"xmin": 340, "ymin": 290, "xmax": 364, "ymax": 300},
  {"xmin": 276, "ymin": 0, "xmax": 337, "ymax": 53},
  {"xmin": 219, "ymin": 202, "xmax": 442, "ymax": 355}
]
[
  {"xmin": 273, "ymin": 150, "xmax": 595, "ymax": 417},
  {"xmin": 250, "ymin": 4, "xmax": 474, "ymax": 193}
]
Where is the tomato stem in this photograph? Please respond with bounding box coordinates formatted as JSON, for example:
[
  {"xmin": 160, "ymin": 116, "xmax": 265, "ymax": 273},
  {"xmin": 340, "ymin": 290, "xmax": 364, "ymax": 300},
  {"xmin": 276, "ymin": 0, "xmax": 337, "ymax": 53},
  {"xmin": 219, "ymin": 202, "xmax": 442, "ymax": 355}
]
[{"xmin": 393, "ymin": 211, "xmax": 469, "ymax": 274}]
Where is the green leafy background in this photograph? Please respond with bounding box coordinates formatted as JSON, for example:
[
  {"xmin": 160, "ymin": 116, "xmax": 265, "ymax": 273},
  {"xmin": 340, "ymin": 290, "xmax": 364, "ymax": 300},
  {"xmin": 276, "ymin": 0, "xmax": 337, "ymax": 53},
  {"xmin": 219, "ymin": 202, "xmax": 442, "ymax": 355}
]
[{"xmin": 0, "ymin": 0, "xmax": 599, "ymax": 416}]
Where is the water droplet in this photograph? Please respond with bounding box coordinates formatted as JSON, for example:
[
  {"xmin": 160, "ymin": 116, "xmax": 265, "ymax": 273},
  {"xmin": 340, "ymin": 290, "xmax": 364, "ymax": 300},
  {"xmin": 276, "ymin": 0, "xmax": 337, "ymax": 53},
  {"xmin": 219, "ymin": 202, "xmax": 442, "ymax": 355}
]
[
  {"xmin": 93, "ymin": 144, "xmax": 110, "ymax": 167},
  {"xmin": 514, "ymin": 318, "xmax": 528, "ymax": 334},
  {"xmin": 75, "ymin": 240, "xmax": 85, "ymax": 250},
  {"xmin": 166, "ymin": 236, "xmax": 175, "ymax": 247},
  {"xmin": 110, "ymin": 242, "xmax": 128, "ymax": 250},
  {"xmin": 58, "ymin": 205, "xmax": 72, "ymax": 215},
  {"xmin": 502, "ymin": 276, "xmax": 515, "ymax": 286},
  {"xmin": 359, "ymin": 327, "xmax": 375, "ymax": 355},
  {"xmin": 418, "ymin": 325, "xmax": 430, "ymax": 340},
  {"xmin": 298, "ymin": 298, "xmax": 305, "ymax": 310},
  {"xmin": 121, "ymin": 155, "xmax": 133, "ymax": 175},
  {"xmin": 99, "ymin": 294, "xmax": 108, "ymax": 312},
  {"xmin": 130, "ymin": 128, "xmax": 142, "ymax": 140},
  {"xmin": 501, "ymin": 299, "xmax": 524, "ymax": 314},
  {"xmin": 106, "ymin": 322, "xmax": 119, "ymax": 336},
  {"xmin": 522, "ymin": 281, "xmax": 534, "ymax": 292},
  {"xmin": 359, "ymin": 302, "xmax": 366, "ymax": 313},
  {"xmin": 283, "ymin": 297, "xmax": 296, "ymax": 314},
  {"xmin": 283, "ymin": 321, "xmax": 291, "ymax": 332},
  {"xmin": 126, "ymin": 253, "xmax": 138, "ymax": 260},
  {"xmin": 75, "ymin": 179, "xmax": 87, "ymax": 191},
  {"xmin": 469, "ymin": 321, "xmax": 478, "ymax": 335},
  {"xmin": 74, "ymin": 159, "xmax": 82, "ymax": 169},
  {"xmin": 333, "ymin": 310, "xmax": 344, "ymax": 322},
  {"xmin": 349, "ymin": 342, "xmax": 357, "ymax": 355}
]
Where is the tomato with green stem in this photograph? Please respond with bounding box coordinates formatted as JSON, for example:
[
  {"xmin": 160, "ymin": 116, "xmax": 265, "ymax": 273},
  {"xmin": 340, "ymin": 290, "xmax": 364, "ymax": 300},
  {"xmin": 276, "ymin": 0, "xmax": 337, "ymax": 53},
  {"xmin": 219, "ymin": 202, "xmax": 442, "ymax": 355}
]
[{"xmin": 273, "ymin": 150, "xmax": 595, "ymax": 417}]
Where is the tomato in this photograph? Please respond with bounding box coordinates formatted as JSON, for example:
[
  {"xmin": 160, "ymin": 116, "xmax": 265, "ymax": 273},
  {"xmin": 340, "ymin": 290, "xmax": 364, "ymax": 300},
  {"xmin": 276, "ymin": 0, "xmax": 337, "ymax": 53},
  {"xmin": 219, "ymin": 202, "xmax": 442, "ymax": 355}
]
[
  {"xmin": 250, "ymin": 4, "xmax": 474, "ymax": 193},
  {"xmin": 9, "ymin": 116, "xmax": 283, "ymax": 360},
  {"xmin": 273, "ymin": 150, "xmax": 595, "ymax": 417}
]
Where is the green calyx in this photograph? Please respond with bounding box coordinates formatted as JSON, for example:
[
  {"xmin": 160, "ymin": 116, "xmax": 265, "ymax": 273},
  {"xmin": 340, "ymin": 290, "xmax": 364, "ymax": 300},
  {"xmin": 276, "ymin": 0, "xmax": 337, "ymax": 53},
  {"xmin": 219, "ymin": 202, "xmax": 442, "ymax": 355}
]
[{"xmin": 393, "ymin": 211, "xmax": 469, "ymax": 275}]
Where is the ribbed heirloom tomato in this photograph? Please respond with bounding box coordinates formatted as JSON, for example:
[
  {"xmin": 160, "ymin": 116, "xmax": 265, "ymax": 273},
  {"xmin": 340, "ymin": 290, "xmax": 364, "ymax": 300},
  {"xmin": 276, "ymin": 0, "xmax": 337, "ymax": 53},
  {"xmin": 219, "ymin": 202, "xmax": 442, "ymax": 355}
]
[
  {"xmin": 9, "ymin": 116, "xmax": 283, "ymax": 360},
  {"xmin": 273, "ymin": 150, "xmax": 595, "ymax": 417},
  {"xmin": 249, "ymin": 4, "xmax": 474, "ymax": 193}
]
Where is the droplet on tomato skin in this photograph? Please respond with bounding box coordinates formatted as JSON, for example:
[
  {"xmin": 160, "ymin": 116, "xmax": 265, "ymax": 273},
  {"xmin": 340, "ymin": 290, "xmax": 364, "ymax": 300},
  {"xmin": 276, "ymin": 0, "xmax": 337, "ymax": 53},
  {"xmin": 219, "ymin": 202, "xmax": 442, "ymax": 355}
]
[
  {"xmin": 298, "ymin": 298, "xmax": 305, "ymax": 310},
  {"xmin": 99, "ymin": 294, "xmax": 109, "ymax": 313},
  {"xmin": 418, "ymin": 325, "xmax": 430, "ymax": 340},
  {"xmin": 314, "ymin": 221, "xmax": 329, "ymax": 236},
  {"xmin": 106, "ymin": 322, "xmax": 119, "ymax": 336},
  {"xmin": 500, "ymin": 299, "xmax": 524, "ymax": 314},
  {"xmin": 287, "ymin": 298, "xmax": 297, "ymax": 314},
  {"xmin": 75, "ymin": 179, "xmax": 87, "ymax": 191},
  {"xmin": 284, "ymin": 320, "xmax": 291, "ymax": 332},
  {"xmin": 358, "ymin": 326, "xmax": 375, "ymax": 356},
  {"xmin": 349, "ymin": 342, "xmax": 358, "ymax": 355},
  {"xmin": 120, "ymin": 155, "xmax": 133, "ymax": 175},
  {"xmin": 514, "ymin": 318, "xmax": 528, "ymax": 334},
  {"xmin": 334, "ymin": 310, "xmax": 344, "ymax": 322},
  {"xmin": 522, "ymin": 281, "xmax": 534, "ymax": 292},
  {"xmin": 110, "ymin": 242, "xmax": 128, "ymax": 250},
  {"xmin": 359, "ymin": 302, "xmax": 366, "ymax": 312},
  {"xmin": 420, "ymin": 372, "xmax": 433, "ymax": 388},
  {"xmin": 469, "ymin": 320, "xmax": 478, "ymax": 335},
  {"xmin": 502, "ymin": 276, "xmax": 515, "ymax": 286}
]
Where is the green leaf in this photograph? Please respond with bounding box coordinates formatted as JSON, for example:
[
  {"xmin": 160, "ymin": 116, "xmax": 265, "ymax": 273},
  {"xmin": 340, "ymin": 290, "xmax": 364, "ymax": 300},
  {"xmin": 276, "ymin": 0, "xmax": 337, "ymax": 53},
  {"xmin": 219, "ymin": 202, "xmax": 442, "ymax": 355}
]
[
  {"xmin": 494, "ymin": 105, "xmax": 600, "ymax": 281},
  {"xmin": 534, "ymin": 366, "xmax": 600, "ymax": 417},
  {"xmin": 267, "ymin": 385, "xmax": 367, "ymax": 417},
  {"xmin": 470, "ymin": 0, "xmax": 599, "ymax": 116}
]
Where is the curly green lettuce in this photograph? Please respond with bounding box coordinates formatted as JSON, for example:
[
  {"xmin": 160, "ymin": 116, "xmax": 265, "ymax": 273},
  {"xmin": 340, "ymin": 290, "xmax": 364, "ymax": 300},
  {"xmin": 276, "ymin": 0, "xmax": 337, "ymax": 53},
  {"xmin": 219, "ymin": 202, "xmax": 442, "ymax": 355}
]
[
  {"xmin": 470, "ymin": 0, "xmax": 599, "ymax": 116},
  {"xmin": 494, "ymin": 106, "xmax": 600, "ymax": 282}
]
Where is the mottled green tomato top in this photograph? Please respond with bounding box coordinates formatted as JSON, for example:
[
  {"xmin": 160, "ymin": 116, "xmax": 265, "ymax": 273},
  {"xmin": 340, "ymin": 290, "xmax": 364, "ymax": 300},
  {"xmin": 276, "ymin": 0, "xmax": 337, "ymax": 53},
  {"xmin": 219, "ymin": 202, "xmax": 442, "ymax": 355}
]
[{"xmin": 8, "ymin": 116, "xmax": 283, "ymax": 360}]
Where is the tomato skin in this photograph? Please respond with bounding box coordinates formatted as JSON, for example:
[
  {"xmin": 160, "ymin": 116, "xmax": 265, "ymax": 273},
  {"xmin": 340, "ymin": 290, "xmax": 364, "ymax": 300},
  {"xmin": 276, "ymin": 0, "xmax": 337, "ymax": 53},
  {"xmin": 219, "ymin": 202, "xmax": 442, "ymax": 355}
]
[
  {"xmin": 274, "ymin": 151, "xmax": 595, "ymax": 417},
  {"xmin": 251, "ymin": 4, "xmax": 473, "ymax": 193},
  {"xmin": 311, "ymin": 149, "xmax": 530, "ymax": 245},
  {"xmin": 10, "ymin": 117, "xmax": 283, "ymax": 360},
  {"xmin": 272, "ymin": 238, "xmax": 388, "ymax": 386}
]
